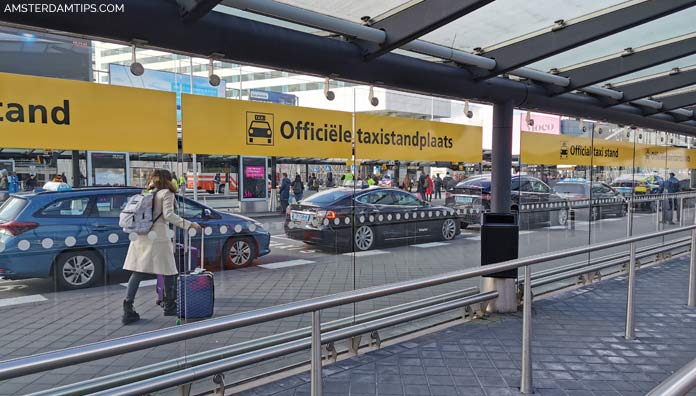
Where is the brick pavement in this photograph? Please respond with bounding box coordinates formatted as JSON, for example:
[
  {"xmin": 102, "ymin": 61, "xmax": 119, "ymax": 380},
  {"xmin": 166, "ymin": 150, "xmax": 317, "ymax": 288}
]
[{"xmin": 240, "ymin": 255, "xmax": 696, "ymax": 396}]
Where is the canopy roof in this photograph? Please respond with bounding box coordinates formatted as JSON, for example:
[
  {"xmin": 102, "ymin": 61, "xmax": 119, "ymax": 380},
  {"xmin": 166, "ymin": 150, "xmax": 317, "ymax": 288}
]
[{"xmin": 1, "ymin": 0, "xmax": 695, "ymax": 133}]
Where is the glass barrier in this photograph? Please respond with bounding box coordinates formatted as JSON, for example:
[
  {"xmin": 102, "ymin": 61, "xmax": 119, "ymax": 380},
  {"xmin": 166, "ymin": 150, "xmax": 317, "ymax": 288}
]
[{"xmin": 2, "ymin": 31, "xmax": 696, "ymax": 396}]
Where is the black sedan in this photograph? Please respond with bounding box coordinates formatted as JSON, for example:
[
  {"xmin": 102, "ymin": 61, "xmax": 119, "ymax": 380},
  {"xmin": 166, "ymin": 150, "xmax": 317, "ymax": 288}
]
[
  {"xmin": 284, "ymin": 187, "xmax": 460, "ymax": 251},
  {"xmin": 445, "ymin": 174, "xmax": 568, "ymax": 229},
  {"xmin": 553, "ymin": 180, "xmax": 627, "ymax": 221}
]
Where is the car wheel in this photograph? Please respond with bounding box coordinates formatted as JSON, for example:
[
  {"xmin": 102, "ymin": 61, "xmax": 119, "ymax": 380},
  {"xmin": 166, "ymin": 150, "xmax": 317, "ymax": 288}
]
[
  {"xmin": 550, "ymin": 209, "xmax": 568, "ymax": 226},
  {"xmin": 53, "ymin": 250, "xmax": 104, "ymax": 290},
  {"xmin": 441, "ymin": 219, "xmax": 457, "ymax": 240},
  {"xmin": 354, "ymin": 225, "xmax": 375, "ymax": 251},
  {"xmin": 618, "ymin": 205, "xmax": 627, "ymax": 217},
  {"xmin": 224, "ymin": 237, "xmax": 256, "ymax": 269},
  {"xmin": 591, "ymin": 206, "xmax": 601, "ymax": 221}
]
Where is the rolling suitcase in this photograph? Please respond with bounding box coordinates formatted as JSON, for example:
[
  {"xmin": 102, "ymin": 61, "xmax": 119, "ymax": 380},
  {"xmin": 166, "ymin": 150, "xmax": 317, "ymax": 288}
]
[
  {"xmin": 156, "ymin": 242, "xmax": 199, "ymax": 306},
  {"xmin": 177, "ymin": 231, "xmax": 214, "ymax": 320}
]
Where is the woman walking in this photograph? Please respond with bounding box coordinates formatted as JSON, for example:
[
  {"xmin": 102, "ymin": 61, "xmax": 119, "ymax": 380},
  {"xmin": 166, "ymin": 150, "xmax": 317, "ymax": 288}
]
[
  {"xmin": 425, "ymin": 174, "xmax": 434, "ymax": 202},
  {"xmin": 122, "ymin": 169, "xmax": 201, "ymax": 325}
]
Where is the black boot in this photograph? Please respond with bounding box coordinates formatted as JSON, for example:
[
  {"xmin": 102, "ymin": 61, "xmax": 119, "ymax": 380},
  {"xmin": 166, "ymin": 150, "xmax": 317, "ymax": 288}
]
[
  {"xmin": 122, "ymin": 300, "xmax": 140, "ymax": 325},
  {"xmin": 163, "ymin": 297, "xmax": 177, "ymax": 316}
]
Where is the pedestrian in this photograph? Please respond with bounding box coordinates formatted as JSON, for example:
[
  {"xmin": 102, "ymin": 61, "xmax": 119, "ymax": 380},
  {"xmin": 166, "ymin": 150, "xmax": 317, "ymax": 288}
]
[
  {"xmin": 442, "ymin": 172, "xmax": 452, "ymax": 192},
  {"xmin": 171, "ymin": 172, "xmax": 179, "ymax": 190},
  {"xmin": 8, "ymin": 172, "xmax": 19, "ymax": 194},
  {"xmin": 425, "ymin": 174, "xmax": 434, "ymax": 202},
  {"xmin": 121, "ymin": 169, "xmax": 201, "ymax": 325},
  {"xmin": 60, "ymin": 172, "xmax": 67, "ymax": 183},
  {"xmin": 367, "ymin": 175, "xmax": 376, "ymax": 186},
  {"xmin": 179, "ymin": 173, "xmax": 187, "ymax": 194},
  {"xmin": 446, "ymin": 174, "xmax": 459, "ymax": 191},
  {"xmin": 434, "ymin": 174, "xmax": 442, "ymax": 200},
  {"xmin": 0, "ymin": 170, "xmax": 7, "ymax": 191},
  {"xmin": 279, "ymin": 172, "xmax": 291, "ymax": 213},
  {"xmin": 417, "ymin": 172, "xmax": 426, "ymax": 200},
  {"xmin": 402, "ymin": 176, "xmax": 410, "ymax": 191},
  {"xmin": 24, "ymin": 174, "xmax": 37, "ymax": 191},
  {"xmin": 291, "ymin": 174, "xmax": 304, "ymax": 202},
  {"xmin": 326, "ymin": 172, "xmax": 334, "ymax": 188},
  {"xmin": 667, "ymin": 172, "xmax": 680, "ymax": 222},
  {"xmin": 213, "ymin": 173, "xmax": 221, "ymax": 194}
]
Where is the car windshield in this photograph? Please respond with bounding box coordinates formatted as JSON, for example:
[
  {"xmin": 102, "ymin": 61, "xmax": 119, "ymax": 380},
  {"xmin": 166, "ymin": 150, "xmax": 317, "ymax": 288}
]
[
  {"xmin": 554, "ymin": 184, "xmax": 586, "ymax": 194},
  {"xmin": 0, "ymin": 197, "xmax": 27, "ymax": 222},
  {"xmin": 303, "ymin": 189, "xmax": 353, "ymax": 205},
  {"xmin": 458, "ymin": 178, "xmax": 491, "ymax": 189}
]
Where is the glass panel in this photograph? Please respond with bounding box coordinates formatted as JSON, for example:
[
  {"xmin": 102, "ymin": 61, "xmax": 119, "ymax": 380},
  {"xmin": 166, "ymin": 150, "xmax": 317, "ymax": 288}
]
[
  {"xmin": 421, "ymin": 0, "xmax": 626, "ymax": 53},
  {"xmin": 530, "ymin": 9, "xmax": 696, "ymax": 72}
]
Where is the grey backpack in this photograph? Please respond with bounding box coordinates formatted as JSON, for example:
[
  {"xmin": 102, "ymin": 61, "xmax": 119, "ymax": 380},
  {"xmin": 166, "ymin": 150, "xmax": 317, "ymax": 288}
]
[{"xmin": 119, "ymin": 190, "xmax": 162, "ymax": 235}]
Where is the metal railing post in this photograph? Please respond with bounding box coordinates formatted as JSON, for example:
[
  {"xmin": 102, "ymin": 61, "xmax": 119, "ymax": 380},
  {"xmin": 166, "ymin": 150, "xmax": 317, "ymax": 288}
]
[
  {"xmin": 625, "ymin": 241, "xmax": 636, "ymax": 340},
  {"xmin": 520, "ymin": 265, "xmax": 533, "ymax": 394},
  {"xmin": 656, "ymin": 199, "xmax": 661, "ymax": 231},
  {"xmin": 680, "ymin": 197, "xmax": 685, "ymax": 227},
  {"xmin": 627, "ymin": 202, "xmax": 633, "ymax": 238},
  {"xmin": 311, "ymin": 310, "xmax": 322, "ymax": 396},
  {"xmin": 690, "ymin": 229, "xmax": 696, "ymax": 308}
]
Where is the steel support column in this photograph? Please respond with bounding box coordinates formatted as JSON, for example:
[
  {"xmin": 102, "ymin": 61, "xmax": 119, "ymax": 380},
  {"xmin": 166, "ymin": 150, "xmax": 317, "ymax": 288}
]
[
  {"xmin": 481, "ymin": 100, "xmax": 517, "ymax": 314},
  {"xmin": 491, "ymin": 100, "xmax": 513, "ymax": 213}
]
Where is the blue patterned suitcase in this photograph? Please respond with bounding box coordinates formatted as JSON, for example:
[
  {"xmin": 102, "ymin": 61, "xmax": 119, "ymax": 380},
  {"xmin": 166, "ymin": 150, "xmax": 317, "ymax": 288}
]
[{"xmin": 177, "ymin": 231, "xmax": 214, "ymax": 319}]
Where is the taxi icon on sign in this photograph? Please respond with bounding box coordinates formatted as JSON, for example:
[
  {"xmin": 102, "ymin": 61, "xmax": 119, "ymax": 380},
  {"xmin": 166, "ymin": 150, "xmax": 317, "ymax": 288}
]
[{"xmin": 246, "ymin": 112, "xmax": 274, "ymax": 145}]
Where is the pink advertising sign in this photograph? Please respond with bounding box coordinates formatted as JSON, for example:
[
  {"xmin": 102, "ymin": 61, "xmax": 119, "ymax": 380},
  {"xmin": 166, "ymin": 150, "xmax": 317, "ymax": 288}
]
[
  {"xmin": 520, "ymin": 113, "xmax": 560, "ymax": 135},
  {"xmin": 245, "ymin": 166, "xmax": 265, "ymax": 178}
]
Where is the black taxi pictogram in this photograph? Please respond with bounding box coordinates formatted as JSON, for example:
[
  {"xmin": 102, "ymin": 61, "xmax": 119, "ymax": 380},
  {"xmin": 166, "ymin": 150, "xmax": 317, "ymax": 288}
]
[
  {"xmin": 246, "ymin": 112, "xmax": 274, "ymax": 146},
  {"xmin": 560, "ymin": 141, "xmax": 569, "ymax": 159}
]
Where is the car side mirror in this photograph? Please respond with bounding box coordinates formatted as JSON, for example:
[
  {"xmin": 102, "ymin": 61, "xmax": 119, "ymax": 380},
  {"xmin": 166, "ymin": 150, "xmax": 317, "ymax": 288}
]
[{"xmin": 203, "ymin": 208, "xmax": 213, "ymax": 218}]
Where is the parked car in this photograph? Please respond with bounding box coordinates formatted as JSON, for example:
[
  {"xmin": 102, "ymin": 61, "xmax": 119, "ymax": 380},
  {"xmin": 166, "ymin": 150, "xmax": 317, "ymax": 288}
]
[
  {"xmin": 342, "ymin": 179, "xmax": 369, "ymax": 189},
  {"xmin": 610, "ymin": 174, "xmax": 663, "ymax": 211},
  {"xmin": 553, "ymin": 179, "xmax": 627, "ymax": 220},
  {"xmin": 285, "ymin": 187, "xmax": 460, "ymax": 251},
  {"xmin": 378, "ymin": 175, "xmax": 396, "ymax": 188},
  {"xmin": 0, "ymin": 187, "xmax": 271, "ymax": 290},
  {"xmin": 444, "ymin": 175, "xmax": 567, "ymax": 229}
]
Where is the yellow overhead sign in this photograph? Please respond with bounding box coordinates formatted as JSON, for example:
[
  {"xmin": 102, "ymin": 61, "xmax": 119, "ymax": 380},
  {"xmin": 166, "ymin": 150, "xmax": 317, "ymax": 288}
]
[
  {"xmin": 0, "ymin": 72, "xmax": 177, "ymax": 153},
  {"xmin": 182, "ymin": 95, "xmax": 353, "ymax": 158},
  {"xmin": 521, "ymin": 132, "xmax": 696, "ymax": 168},
  {"xmin": 355, "ymin": 114, "xmax": 481, "ymax": 162},
  {"xmin": 182, "ymin": 95, "xmax": 482, "ymax": 162}
]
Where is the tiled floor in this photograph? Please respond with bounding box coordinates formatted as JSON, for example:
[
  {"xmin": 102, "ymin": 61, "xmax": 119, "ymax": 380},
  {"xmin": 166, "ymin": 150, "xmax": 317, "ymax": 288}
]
[{"xmin": 241, "ymin": 256, "xmax": 696, "ymax": 396}]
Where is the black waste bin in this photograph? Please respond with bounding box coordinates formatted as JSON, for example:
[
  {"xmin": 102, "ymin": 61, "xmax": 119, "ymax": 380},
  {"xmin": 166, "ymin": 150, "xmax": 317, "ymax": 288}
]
[{"xmin": 481, "ymin": 213, "xmax": 519, "ymax": 278}]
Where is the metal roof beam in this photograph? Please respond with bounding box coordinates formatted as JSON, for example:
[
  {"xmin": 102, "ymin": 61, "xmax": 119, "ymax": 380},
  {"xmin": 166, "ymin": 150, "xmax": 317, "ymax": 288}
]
[
  {"xmin": 611, "ymin": 67, "xmax": 696, "ymax": 104},
  {"xmin": 176, "ymin": 0, "xmax": 223, "ymax": 22},
  {"xmin": 221, "ymin": 0, "xmax": 386, "ymax": 43},
  {"xmin": 472, "ymin": 0, "xmax": 696, "ymax": 80},
  {"xmin": 3, "ymin": 0, "xmax": 696, "ymax": 135},
  {"xmin": 551, "ymin": 34, "xmax": 696, "ymax": 94},
  {"xmin": 358, "ymin": 0, "xmax": 494, "ymax": 60},
  {"xmin": 649, "ymin": 90, "xmax": 696, "ymax": 113}
]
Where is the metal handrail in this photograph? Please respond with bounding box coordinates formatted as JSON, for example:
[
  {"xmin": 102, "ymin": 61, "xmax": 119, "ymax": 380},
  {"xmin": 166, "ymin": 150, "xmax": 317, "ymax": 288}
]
[
  {"xmin": 646, "ymin": 357, "xmax": 696, "ymax": 396},
  {"xmin": 28, "ymin": 287, "xmax": 480, "ymax": 396},
  {"xmin": 0, "ymin": 225, "xmax": 694, "ymax": 382},
  {"xmin": 87, "ymin": 292, "xmax": 499, "ymax": 396}
]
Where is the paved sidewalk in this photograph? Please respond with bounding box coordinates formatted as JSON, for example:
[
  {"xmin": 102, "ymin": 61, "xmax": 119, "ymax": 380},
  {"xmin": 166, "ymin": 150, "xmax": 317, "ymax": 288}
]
[{"xmin": 242, "ymin": 255, "xmax": 696, "ymax": 396}]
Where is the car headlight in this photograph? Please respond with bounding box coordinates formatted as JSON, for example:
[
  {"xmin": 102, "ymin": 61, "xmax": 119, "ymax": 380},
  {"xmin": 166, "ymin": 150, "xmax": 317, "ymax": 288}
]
[{"xmin": 253, "ymin": 221, "xmax": 264, "ymax": 230}]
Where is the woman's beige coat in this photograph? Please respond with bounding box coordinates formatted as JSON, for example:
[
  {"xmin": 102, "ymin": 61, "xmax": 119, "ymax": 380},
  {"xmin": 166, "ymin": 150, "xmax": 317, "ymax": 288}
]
[{"xmin": 123, "ymin": 189, "xmax": 192, "ymax": 275}]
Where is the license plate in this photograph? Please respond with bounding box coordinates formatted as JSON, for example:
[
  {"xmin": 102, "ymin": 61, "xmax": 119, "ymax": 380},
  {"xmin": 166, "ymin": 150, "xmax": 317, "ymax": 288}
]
[
  {"xmin": 455, "ymin": 196, "xmax": 473, "ymax": 204},
  {"xmin": 291, "ymin": 212, "xmax": 311, "ymax": 222}
]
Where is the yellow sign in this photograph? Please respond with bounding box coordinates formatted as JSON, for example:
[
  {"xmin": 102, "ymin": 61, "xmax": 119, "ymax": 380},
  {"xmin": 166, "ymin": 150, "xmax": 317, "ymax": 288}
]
[
  {"xmin": 0, "ymin": 72, "xmax": 177, "ymax": 153},
  {"xmin": 521, "ymin": 132, "xmax": 696, "ymax": 169},
  {"xmin": 182, "ymin": 95, "xmax": 353, "ymax": 158},
  {"xmin": 355, "ymin": 114, "xmax": 481, "ymax": 162},
  {"xmin": 183, "ymin": 95, "xmax": 482, "ymax": 162}
]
